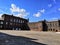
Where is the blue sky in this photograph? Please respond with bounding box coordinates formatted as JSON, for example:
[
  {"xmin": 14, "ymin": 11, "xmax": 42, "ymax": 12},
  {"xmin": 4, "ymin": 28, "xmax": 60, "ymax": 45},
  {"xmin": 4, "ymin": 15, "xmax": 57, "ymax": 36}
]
[{"xmin": 0, "ymin": 0, "xmax": 60, "ymax": 22}]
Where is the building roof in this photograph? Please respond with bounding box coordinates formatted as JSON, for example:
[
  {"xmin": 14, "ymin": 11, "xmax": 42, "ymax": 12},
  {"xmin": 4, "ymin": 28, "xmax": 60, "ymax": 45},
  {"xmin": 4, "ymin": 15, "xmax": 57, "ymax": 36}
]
[
  {"xmin": 2, "ymin": 14, "xmax": 28, "ymax": 21},
  {"xmin": 47, "ymin": 20, "xmax": 59, "ymax": 23}
]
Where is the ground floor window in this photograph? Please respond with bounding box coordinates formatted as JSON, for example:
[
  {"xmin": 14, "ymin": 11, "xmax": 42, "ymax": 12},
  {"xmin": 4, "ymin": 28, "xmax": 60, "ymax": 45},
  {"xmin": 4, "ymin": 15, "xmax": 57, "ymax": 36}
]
[
  {"xmin": 13, "ymin": 28, "xmax": 14, "ymax": 30},
  {"xmin": 0, "ymin": 25, "xmax": 2, "ymax": 28},
  {"xmin": 19, "ymin": 28, "xmax": 21, "ymax": 30},
  {"xmin": 53, "ymin": 29, "xmax": 55, "ymax": 31},
  {"xmin": 12, "ymin": 27, "xmax": 21, "ymax": 30},
  {"xmin": 56, "ymin": 30, "xmax": 58, "ymax": 32}
]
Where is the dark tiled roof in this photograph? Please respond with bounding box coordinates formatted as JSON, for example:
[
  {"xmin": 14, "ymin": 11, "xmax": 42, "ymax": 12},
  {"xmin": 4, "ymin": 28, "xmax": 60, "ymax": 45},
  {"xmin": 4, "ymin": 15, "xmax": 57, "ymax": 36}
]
[{"xmin": 2, "ymin": 14, "xmax": 28, "ymax": 21}]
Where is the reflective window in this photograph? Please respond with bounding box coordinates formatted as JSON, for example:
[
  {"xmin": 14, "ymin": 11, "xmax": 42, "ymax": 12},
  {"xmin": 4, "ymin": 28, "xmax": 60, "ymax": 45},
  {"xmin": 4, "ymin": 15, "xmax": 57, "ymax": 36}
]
[
  {"xmin": 6, "ymin": 22, "xmax": 8, "ymax": 25},
  {"xmin": 1, "ymin": 21, "xmax": 3, "ymax": 24}
]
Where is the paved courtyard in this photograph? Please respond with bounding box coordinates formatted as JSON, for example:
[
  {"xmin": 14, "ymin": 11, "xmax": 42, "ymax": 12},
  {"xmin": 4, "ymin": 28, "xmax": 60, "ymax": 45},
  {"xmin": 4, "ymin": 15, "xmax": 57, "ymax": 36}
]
[{"xmin": 0, "ymin": 30, "xmax": 60, "ymax": 45}]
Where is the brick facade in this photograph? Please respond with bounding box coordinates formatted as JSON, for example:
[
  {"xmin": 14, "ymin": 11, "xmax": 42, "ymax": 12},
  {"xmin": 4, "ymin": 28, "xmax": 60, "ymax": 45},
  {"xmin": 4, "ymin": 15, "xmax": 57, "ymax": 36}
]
[
  {"xmin": 28, "ymin": 20, "xmax": 60, "ymax": 32},
  {"xmin": 0, "ymin": 14, "xmax": 60, "ymax": 32},
  {"xmin": 0, "ymin": 14, "xmax": 30, "ymax": 30}
]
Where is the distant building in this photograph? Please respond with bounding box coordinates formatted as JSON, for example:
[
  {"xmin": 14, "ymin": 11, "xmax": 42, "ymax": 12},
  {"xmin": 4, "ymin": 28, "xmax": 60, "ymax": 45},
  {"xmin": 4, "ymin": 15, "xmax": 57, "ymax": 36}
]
[
  {"xmin": 0, "ymin": 14, "xmax": 30, "ymax": 30},
  {"xmin": 28, "ymin": 20, "xmax": 60, "ymax": 32},
  {"xmin": 46, "ymin": 20, "xmax": 60, "ymax": 32}
]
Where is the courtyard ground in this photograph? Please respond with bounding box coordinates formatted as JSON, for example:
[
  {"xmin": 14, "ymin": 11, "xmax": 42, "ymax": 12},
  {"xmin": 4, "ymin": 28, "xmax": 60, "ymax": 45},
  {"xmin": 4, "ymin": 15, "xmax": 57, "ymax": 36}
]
[{"xmin": 0, "ymin": 30, "xmax": 60, "ymax": 45}]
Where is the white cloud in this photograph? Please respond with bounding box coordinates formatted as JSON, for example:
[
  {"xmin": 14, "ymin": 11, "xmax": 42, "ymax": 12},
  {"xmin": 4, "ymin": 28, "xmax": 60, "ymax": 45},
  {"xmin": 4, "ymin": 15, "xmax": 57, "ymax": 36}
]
[
  {"xmin": 33, "ymin": 12, "xmax": 41, "ymax": 17},
  {"xmin": 0, "ymin": 14, "xmax": 2, "ymax": 18},
  {"xmin": 10, "ymin": 4, "xmax": 20, "ymax": 12},
  {"xmin": 33, "ymin": 9, "xmax": 45, "ymax": 17},
  {"xmin": 10, "ymin": 4, "xmax": 29, "ymax": 18},
  {"xmin": 0, "ymin": 9, "xmax": 4, "ymax": 13},
  {"xmin": 48, "ymin": 4, "xmax": 52, "ymax": 8},
  {"xmin": 52, "ymin": 18, "xmax": 58, "ymax": 19},
  {"xmin": 39, "ymin": 9, "xmax": 45, "ymax": 13},
  {"xmin": 0, "ymin": 9, "xmax": 4, "ymax": 18},
  {"xmin": 53, "ymin": 0, "xmax": 56, "ymax": 3},
  {"xmin": 58, "ymin": 8, "xmax": 60, "ymax": 11}
]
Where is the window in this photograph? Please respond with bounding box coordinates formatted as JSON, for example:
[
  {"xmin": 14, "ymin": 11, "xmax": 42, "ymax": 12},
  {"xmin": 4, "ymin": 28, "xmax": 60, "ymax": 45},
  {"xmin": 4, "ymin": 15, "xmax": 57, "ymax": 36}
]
[
  {"xmin": 0, "ymin": 25, "xmax": 2, "ymax": 28},
  {"xmin": 10, "ymin": 19, "xmax": 12, "ymax": 22},
  {"xmin": 19, "ymin": 20, "xmax": 20, "ymax": 23},
  {"xmin": 10, "ymin": 23, "xmax": 12, "ymax": 25},
  {"xmin": 53, "ymin": 29, "xmax": 55, "ymax": 31},
  {"xmin": 23, "ymin": 21, "xmax": 24, "ymax": 23},
  {"xmin": 1, "ymin": 21, "xmax": 3, "ymax": 24},
  {"xmin": 50, "ymin": 23, "xmax": 51, "ymax": 27},
  {"xmin": 51, "ymin": 29, "xmax": 52, "ymax": 31},
  {"xmin": 14, "ymin": 19, "xmax": 15, "ymax": 22},
  {"xmin": 16, "ymin": 28, "xmax": 18, "ymax": 30},
  {"xmin": 52, "ymin": 23, "xmax": 54, "ymax": 26},
  {"xmin": 21, "ymin": 20, "xmax": 22, "ymax": 23},
  {"xmin": 6, "ymin": 22, "xmax": 8, "ymax": 25},
  {"xmin": 13, "ymin": 28, "xmax": 14, "ymax": 30},
  {"xmin": 17, "ymin": 19, "xmax": 18, "ymax": 22}
]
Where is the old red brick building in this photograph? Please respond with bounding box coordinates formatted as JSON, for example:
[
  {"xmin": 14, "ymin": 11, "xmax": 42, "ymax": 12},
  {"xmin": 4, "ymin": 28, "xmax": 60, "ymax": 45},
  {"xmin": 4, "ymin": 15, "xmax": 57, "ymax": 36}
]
[
  {"xmin": 0, "ymin": 14, "xmax": 30, "ymax": 30},
  {"xmin": 28, "ymin": 20, "xmax": 47, "ymax": 31},
  {"xmin": 28, "ymin": 20, "xmax": 60, "ymax": 32},
  {"xmin": 0, "ymin": 14, "xmax": 60, "ymax": 32}
]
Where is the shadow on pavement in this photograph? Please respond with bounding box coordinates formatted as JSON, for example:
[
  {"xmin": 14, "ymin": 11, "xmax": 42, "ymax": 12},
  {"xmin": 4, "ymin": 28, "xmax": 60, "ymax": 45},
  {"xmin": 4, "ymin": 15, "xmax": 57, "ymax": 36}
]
[{"xmin": 0, "ymin": 32, "xmax": 47, "ymax": 45}]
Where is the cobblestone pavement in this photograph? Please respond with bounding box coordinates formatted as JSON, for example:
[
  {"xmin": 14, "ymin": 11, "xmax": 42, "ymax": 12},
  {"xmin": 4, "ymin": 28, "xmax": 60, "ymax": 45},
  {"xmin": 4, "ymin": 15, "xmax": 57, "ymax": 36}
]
[{"xmin": 0, "ymin": 30, "xmax": 60, "ymax": 45}]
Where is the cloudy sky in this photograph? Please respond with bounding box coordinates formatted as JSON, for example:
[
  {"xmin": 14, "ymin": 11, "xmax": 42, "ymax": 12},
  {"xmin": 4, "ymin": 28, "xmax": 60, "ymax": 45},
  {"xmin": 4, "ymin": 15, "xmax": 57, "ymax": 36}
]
[{"xmin": 0, "ymin": 0, "xmax": 60, "ymax": 22}]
